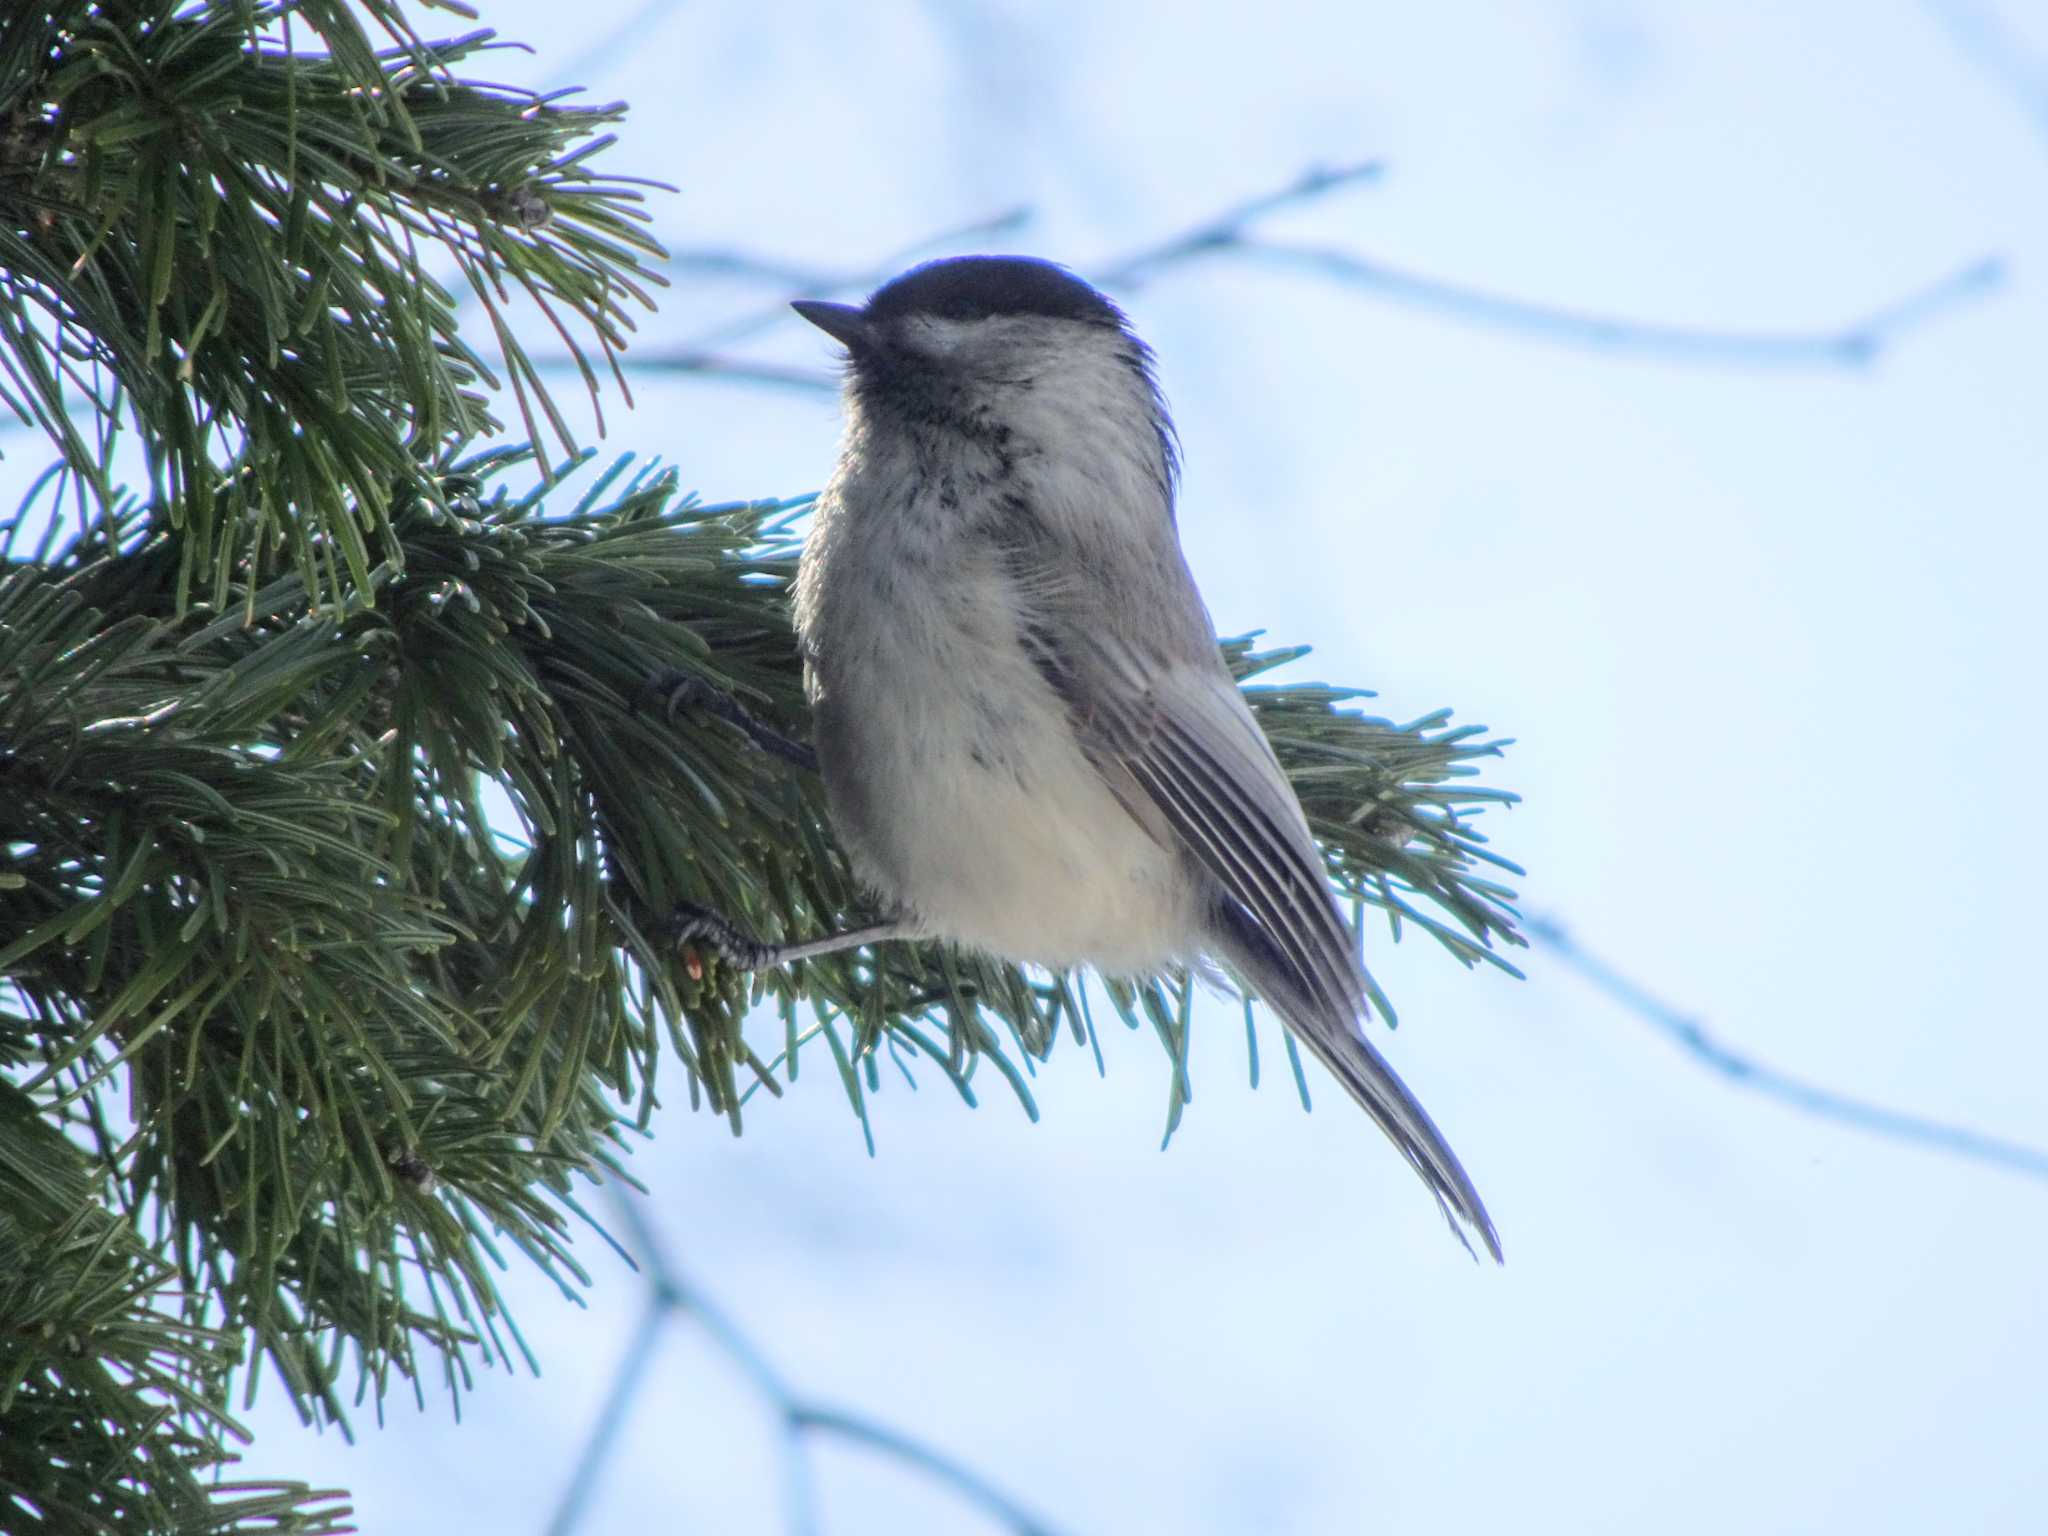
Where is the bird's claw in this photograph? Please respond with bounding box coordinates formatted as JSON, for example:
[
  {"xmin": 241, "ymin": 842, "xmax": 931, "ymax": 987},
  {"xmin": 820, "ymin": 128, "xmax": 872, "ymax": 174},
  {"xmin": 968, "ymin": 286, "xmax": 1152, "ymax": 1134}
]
[{"xmin": 661, "ymin": 900, "xmax": 776, "ymax": 972}]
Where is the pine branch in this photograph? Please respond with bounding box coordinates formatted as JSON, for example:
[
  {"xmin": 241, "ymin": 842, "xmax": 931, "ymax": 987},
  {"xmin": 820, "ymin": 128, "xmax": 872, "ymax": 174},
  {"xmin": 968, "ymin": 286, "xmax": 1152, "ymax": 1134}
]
[
  {"xmin": 0, "ymin": 1083, "xmax": 353, "ymax": 1535},
  {"xmin": 0, "ymin": 3, "xmax": 663, "ymax": 608},
  {"xmin": 0, "ymin": 17, "xmax": 1526, "ymax": 1527},
  {"xmin": 0, "ymin": 521, "xmax": 630, "ymax": 1437},
  {"xmin": 1, "ymin": 446, "xmax": 1521, "ymax": 1463}
]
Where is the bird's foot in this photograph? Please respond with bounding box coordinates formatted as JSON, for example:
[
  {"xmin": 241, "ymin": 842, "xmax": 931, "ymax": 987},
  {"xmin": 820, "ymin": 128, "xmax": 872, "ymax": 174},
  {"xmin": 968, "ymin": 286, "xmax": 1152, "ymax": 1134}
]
[{"xmin": 659, "ymin": 900, "xmax": 779, "ymax": 973}]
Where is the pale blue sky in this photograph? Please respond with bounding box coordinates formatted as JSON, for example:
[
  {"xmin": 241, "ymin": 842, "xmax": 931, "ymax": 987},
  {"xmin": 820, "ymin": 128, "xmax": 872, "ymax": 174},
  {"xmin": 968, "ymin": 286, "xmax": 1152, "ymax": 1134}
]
[{"xmin": 38, "ymin": 1, "xmax": 2048, "ymax": 1531}]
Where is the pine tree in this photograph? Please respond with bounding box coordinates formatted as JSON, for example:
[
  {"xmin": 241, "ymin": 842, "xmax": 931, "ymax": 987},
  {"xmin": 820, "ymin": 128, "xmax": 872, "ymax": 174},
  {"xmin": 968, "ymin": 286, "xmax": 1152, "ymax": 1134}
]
[{"xmin": 0, "ymin": 5, "xmax": 1523, "ymax": 1530}]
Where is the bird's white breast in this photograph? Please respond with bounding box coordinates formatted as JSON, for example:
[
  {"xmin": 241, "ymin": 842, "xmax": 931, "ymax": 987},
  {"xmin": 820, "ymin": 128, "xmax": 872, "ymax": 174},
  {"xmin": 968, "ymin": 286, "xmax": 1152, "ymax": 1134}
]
[{"xmin": 796, "ymin": 455, "xmax": 1199, "ymax": 974}]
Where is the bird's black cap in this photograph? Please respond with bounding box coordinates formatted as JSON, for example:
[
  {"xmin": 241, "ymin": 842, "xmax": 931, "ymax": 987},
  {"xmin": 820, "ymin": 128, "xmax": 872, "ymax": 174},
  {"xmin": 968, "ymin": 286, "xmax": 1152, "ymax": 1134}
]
[
  {"xmin": 861, "ymin": 256, "xmax": 1124, "ymax": 328},
  {"xmin": 791, "ymin": 257, "xmax": 1125, "ymax": 348}
]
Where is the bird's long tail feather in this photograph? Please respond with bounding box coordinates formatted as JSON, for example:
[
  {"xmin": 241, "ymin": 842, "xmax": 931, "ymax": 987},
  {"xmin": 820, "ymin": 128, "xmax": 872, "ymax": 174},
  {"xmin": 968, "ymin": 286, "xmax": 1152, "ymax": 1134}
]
[{"xmin": 1211, "ymin": 900, "xmax": 1502, "ymax": 1262}]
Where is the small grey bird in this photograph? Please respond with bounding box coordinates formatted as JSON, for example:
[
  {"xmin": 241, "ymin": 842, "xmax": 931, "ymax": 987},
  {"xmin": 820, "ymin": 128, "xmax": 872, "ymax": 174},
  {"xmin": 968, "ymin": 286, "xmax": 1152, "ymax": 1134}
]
[{"xmin": 684, "ymin": 255, "xmax": 1498, "ymax": 1260}]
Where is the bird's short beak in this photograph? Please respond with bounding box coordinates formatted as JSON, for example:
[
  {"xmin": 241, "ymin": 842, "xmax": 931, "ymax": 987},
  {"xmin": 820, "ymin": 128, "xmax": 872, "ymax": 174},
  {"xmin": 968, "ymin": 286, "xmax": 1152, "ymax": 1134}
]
[{"xmin": 791, "ymin": 300, "xmax": 870, "ymax": 349}]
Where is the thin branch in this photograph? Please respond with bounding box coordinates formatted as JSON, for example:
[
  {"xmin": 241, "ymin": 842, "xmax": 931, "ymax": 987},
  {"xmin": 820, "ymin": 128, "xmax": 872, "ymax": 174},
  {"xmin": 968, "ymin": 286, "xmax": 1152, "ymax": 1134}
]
[
  {"xmin": 1089, "ymin": 159, "xmax": 1388, "ymax": 288},
  {"xmin": 1532, "ymin": 915, "xmax": 2048, "ymax": 1181},
  {"xmin": 685, "ymin": 204, "xmax": 1034, "ymax": 352},
  {"xmin": 540, "ymin": 164, "xmax": 1378, "ymax": 383},
  {"xmin": 790, "ymin": 1407, "xmax": 1065, "ymax": 1536},
  {"xmin": 1225, "ymin": 242, "xmax": 2004, "ymax": 366},
  {"xmin": 532, "ymin": 206, "xmax": 1030, "ymax": 384},
  {"xmin": 544, "ymin": 156, "xmax": 2002, "ymax": 385},
  {"xmin": 1923, "ymin": 0, "xmax": 2048, "ymax": 145},
  {"xmin": 1088, "ymin": 156, "xmax": 2000, "ymax": 366},
  {"xmin": 545, "ymin": 1182, "xmax": 1066, "ymax": 1536},
  {"xmin": 541, "ymin": 1295, "xmax": 671, "ymax": 1536}
]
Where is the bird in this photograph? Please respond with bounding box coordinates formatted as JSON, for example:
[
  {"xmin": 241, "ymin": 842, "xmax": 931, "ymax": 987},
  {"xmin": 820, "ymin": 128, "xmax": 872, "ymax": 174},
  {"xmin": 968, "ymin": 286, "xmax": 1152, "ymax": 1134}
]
[{"xmin": 667, "ymin": 254, "xmax": 1499, "ymax": 1261}]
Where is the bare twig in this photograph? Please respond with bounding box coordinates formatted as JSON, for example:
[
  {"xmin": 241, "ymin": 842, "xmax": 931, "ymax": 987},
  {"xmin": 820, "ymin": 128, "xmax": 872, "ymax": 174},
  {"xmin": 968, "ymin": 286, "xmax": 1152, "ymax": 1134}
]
[
  {"xmin": 1089, "ymin": 160, "xmax": 1388, "ymax": 288},
  {"xmin": 532, "ymin": 206, "xmax": 1031, "ymax": 386},
  {"xmin": 1222, "ymin": 242, "xmax": 2003, "ymax": 366},
  {"xmin": 546, "ymin": 1182, "xmax": 1068, "ymax": 1536},
  {"xmin": 1922, "ymin": 0, "xmax": 2048, "ymax": 144},
  {"xmin": 543, "ymin": 156, "xmax": 2002, "ymax": 383},
  {"xmin": 1532, "ymin": 915, "xmax": 2048, "ymax": 1181},
  {"xmin": 541, "ymin": 1293, "xmax": 671, "ymax": 1536},
  {"xmin": 684, "ymin": 204, "xmax": 1033, "ymax": 351},
  {"xmin": 789, "ymin": 1408, "xmax": 1061, "ymax": 1536},
  {"xmin": 532, "ymin": 163, "xmax": 1378, "ymax": 382},
  {"xmin": 1086, "ymin": 158, "xmax": 2000, "ymax": 366}
]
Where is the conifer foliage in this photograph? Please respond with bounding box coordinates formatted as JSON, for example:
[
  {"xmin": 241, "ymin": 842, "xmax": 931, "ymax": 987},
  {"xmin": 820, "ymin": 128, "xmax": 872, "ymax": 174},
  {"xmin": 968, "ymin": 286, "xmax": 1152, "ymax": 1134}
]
[{"xmin": 0, "ymin": 5, "xmax": 1522, "ymax": 1530}]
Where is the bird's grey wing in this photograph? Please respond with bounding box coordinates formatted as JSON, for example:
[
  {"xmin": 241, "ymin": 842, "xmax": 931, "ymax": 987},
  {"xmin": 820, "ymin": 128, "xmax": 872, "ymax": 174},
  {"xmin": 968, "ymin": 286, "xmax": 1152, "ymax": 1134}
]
[
  {"xmin": 1023, "ymin": 613, "xmax": 1502, "ymax": 1261},
  {"xmin": 1059, "ymin": 631, "xmax": 1363, "ymax": 1016}
]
